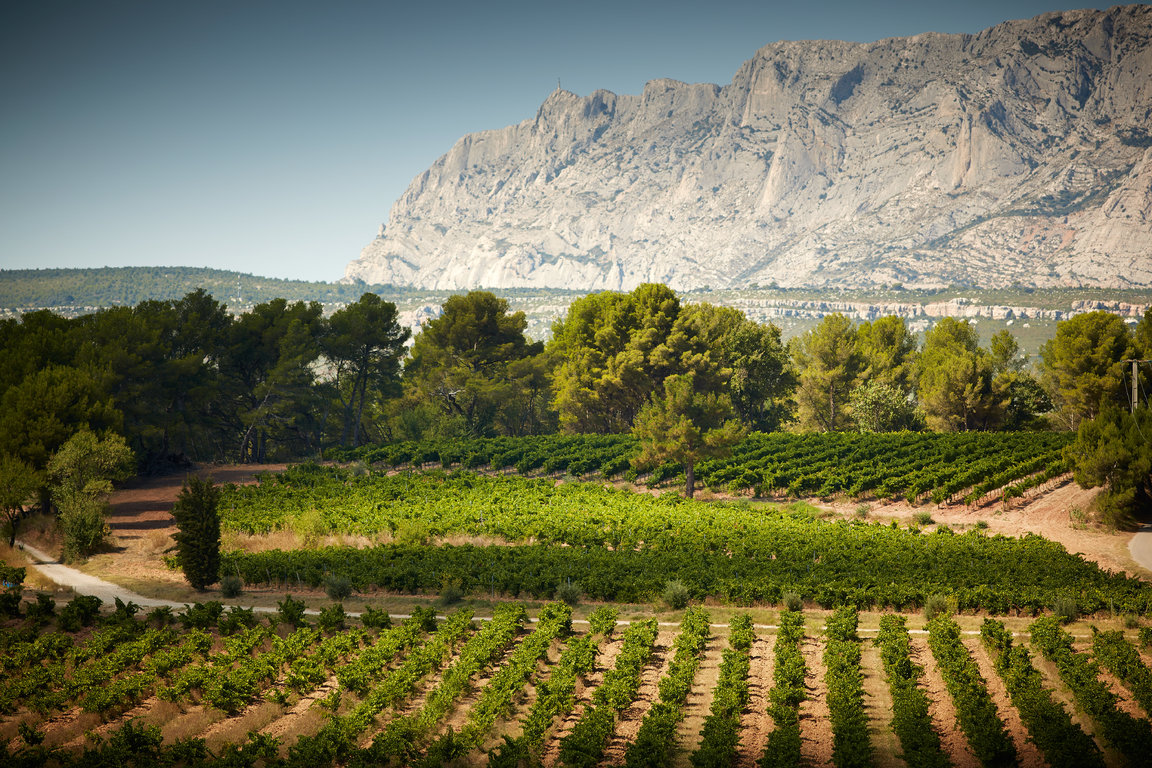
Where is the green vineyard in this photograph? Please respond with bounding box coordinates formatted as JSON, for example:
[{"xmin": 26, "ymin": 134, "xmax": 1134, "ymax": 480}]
[
  {"xmin": 216, "ymin": 466, "xmax": 1150, "ymax": 614},
  {"xmin": 3, "ymin": 593, "xmax": 1151, "ymax": 768},
  {"xmin": 331, "ymin": 431, "xmax": 1074, "ymax": 505}
]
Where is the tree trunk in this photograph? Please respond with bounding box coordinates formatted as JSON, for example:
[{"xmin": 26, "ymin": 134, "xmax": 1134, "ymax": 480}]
[{"xmin": 685, "ymin": 460, "xmax": 695, "ymax": 499}]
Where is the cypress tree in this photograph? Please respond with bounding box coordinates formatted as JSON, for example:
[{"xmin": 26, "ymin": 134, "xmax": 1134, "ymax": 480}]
[{"xmin": 172, "ymin": 476, "xmax": 221, "ymax": 590}]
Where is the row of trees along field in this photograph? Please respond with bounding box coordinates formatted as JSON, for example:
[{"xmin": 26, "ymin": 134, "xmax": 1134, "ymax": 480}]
[{"xmin": 1, "ymin": 285, "xmax": 1150, "ymax": 559}]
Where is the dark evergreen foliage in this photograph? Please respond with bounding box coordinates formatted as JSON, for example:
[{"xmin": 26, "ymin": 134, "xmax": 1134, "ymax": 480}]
[{"xmin": 172, "ymin": 476, "xmax": 222, "ymax": 590}]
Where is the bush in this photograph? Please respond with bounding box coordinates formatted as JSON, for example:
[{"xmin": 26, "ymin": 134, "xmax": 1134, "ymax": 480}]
[
  {"xmin": 318, "ymin": 603, "xmax": 347, "ymax": 632},
  {"xmin": 218, "ymin": 605, "xmax": 257, "ymax": 634},
  {"xmin": 58, "ymin": 595, "xmax": 103, "ymax": 632},
  {"xmin": 854, "ymin": 504, "xmax": 870, "ymax": 518},
  {"xmin": 662, "ymin": 579, "xmax": 690, "ymax": 610},
  {"xmin": 277, "ymin": 594, "xmax": 308, "ymax": 627},
  {"xmin": 782, "ymin": 591, "xmax": 804, "ymax": 612},
  {"xmin": 26, "ymin": 592, "xmax": 56, "ymax": 623},
  {"xmin": 555, "ymin": 581, "xmax": 583, "ymax": 607},
  {"xmin": 172, "ymin": 476, "xmax": 221, "ymax": 590},
  {"xmin": 180, "ymin": 601, "xmax": 224, "ymax": 630},
  {"xmin": 147, "ymin": 605, "xmax": 174, "ymax": 627},
  {"xmin": 913, "ymin": 511, "xmax": 935, "ymax": 526},
  {"xmin": 220, "ymin": 574, "xmax": 243, "ymax": 598},
  {"xmin": 0, "ymin": 564, "xmax": 25, "ymax": 617},
  {"xmin": 439, "ymin": 584, "xmax": 464, "ymax": 606},
  {"xmin": 324, "ymin": 574, "xmax": 352, "ymax": 601},
  {"xmin": 924, "ymin": 594, "xmax": 950, "ymax": 620},
  {"xmin": 104, "ymin": 597, "xmax": 141, "ymax": 628},
  {"xmin": 1124, "ymin": 614, "xmax": 1140, "ymax": 630},
  {"xmin": 1053, "ymin": 596, "xmax": 1080, "ymax": 624},
  {"xmin": 59, "ymin": 496, "xmax": 113, "ymax": 564},
  {"xmin": 974, "ymin": 520, "xmax": 989, "ymax": 530},
  {"xmin": 361, "ymin": 606, "xmax": 392, "ymax": 629}
]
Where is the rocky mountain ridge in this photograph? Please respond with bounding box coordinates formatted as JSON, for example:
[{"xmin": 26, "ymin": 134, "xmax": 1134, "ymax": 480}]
[{"xmin": 346, "ymin": 5, "xmax": 1152, "ymax": 291}]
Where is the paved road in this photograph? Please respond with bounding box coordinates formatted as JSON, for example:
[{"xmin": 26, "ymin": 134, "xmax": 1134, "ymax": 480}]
[{"xmin": 1130, "ymin": 523, "xmax": 1152, "ymax": 572}]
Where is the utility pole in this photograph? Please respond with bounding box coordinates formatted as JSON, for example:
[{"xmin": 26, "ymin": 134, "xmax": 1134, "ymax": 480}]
[{"xmin": 1123, "ymin": 359, "xmax": 1151, "ymax": 414}]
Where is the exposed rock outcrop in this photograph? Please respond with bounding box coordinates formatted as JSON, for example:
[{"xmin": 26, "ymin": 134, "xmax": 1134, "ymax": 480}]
[{"xmin": 346, "ymin": 6, "xmax": 1152, "ymax": 290}]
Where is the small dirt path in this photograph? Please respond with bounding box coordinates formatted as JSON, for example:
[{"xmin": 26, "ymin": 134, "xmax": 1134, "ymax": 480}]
[{"xmin": 17, "ymin": 541, "xmax": 195, "ymax": 609}]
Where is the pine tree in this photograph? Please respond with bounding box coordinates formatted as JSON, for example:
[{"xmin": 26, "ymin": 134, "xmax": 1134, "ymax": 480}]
[{"xmin": 172, "ymin": 476, "xmax": 221, "ymax": 590}]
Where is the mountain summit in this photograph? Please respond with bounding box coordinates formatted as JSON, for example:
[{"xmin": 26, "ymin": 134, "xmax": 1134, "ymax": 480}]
[{"xmin": 345, "ymin": 6, "xmax": 1152, "ymax": 290}]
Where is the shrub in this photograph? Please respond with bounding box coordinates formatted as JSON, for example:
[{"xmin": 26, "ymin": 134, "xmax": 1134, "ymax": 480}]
[
  {"xmin": 1053, "ymin": 597, "xmax": 1080, "ymax": 624},
  {"xmin": 172, "ymin": 476, "xmax": 221, "ymax": 590},
  {"xmin": 924, "ymin": 594, "xmax": 950, "ymax": 620},
  {"xmin": 555, "ymin": 581, "xmax": 583, "ymax": 607},
  {"xmin": 318, "ymin": 603, "xmax": 347, "ymax": 632},
  {"xmin": 913, "ymin": 511, "xmax": 935, "ymax": 526},
  {"xmin": 0, "ymin": 564, "xmax": 24, "ymax": 616},
  {"xmin": 1124, "ymin": 614, "xmax": 1140, "ymax": 630},
  {"xmin": 974, "ymin": 520, "xmax": 989, "ymax": 530},
  {"xmin": 147, "ymin": 605, "xmax": 173, "ymax": 627},
  {"xmin": 104, "ymin": 597, "xmax": 141, "ymax": 628},
  {"xmin": 218, "ymin": 605, "xmax": 257, "ymax": 634},
  {"xmin": 26, "ymin": 592, "xmax": 56, "ymax": 623},
  {"xmin": 662, "ymin": 579, "xmax": 691, "ymax": 610},
  {"xmin": 854, "ymin": 504, "xmax": 870, "ymax": 518},
  {"xmin": 58, "ymin": 595, "xmax": 103, "ymax": 632},
  {"xmin": 324, "ymin": 574, "xmax": 353, "ymax": 601},
  {"xmin": 220, "ymin": 574, "xmax": 243, "ymax": 598},
  {"xmin": 59, "ymin": 495, "xmax": 113, "ymax": 564},
  {"xmin": 439, "ymin": 584, "xmax": 464, "ymax": 606},
  {"xmin": 361, "ymin": 606, "xmax": 392, "ymax": 629},
  {"xmin": 277, "ymin": 594, "xmax": 308, "ymax": 627},
  {"xmin": 180, "ymin": 601, "xmax": 224, "ymax": 630},
  {"xmin": 48, "ymin": 430, "xmax": 133, "ymax": 563},
  {"xmin": 782, "ymin": 591, "xmax": 804, "ymax": 612}
]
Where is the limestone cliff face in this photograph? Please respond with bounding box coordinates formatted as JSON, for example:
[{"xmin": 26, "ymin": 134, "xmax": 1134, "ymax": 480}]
[{"xmin": 346, "ymin": 6, "xmax": 1152, "ymax": 290}]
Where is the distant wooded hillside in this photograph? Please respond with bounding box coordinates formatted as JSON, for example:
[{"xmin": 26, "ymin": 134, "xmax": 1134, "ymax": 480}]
[{"xmin": 0, "ymin": 267, "xmax": 394, "ymax": 309}]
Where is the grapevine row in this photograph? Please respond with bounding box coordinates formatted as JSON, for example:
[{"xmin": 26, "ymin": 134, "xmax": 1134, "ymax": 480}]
[
  {"xmin": 1090, "ymin": 628, "xmax": 1152, "ymax": 720},
  {"xmin": 1028, "ymin": 616, "xmax": 1152, "ymax": 763},
  {"xmin": 925, "ymin": 616, "xmax": 1017, "ymax": 768},
  {"xmin": 623, "ymin": 607, "xmax": 712, "ymax": 768},
  {"xmin": 825, "ymin": 607, "xmax": 874, "ymax": 768},
  {"xmin": 980, "ymin": 619, "xmax": 1104, "ymax": 768},
  {"xmin": 876, "ymin": 614, "xmax": 948, "ymax": 768},
  {"xmin": 759, "ymin": 609, "xmax": 807, "ymax": 768},
  {"xmin": 556, "ymin": 618, "xmax": 660, "ymax": 768},
  {"xmin": 689, "ymin": 613, "xmax": 754, "ymax": 768}
]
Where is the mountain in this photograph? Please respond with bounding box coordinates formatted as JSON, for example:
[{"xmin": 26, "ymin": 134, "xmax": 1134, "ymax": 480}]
[{"xmin": 345, "ymin": 6, "xmax": 1152, "ymax": 291}]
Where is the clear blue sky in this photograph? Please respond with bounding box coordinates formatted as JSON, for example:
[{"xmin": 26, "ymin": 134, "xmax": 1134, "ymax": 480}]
[{"xmin": 0, "ymin": 1, "xmax": 1122, "ymax": 282}]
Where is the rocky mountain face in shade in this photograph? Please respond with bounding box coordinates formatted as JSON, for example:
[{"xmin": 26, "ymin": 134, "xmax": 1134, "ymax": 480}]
[{"xmin": 345, "ymin": 5, "xmax": 1152, "ymax": 291}]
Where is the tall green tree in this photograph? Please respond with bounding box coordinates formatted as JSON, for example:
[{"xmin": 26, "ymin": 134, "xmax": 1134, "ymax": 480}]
[
  {"xmin": 550, "ymin": 284, "xmax": 681, "ymax": 433},
  {"xmin": 171, "ymin": 476, "xmax": 222, "ymax": 590},
  {"xmin": 850, "ymin": 380, "xmax": 919, "ymax": 432},
  {"xmin": 322, "ymin": 293, "xmax": 409, "ymax": 448},
  {"xmin": 221, "ymin": 299, "xmax": 325, "ymax": 462},
  {"xmin": 46, "ymin": 430, "xmax": 134, "ymax": 562},
  {"xmin": 725, "ymin": 320, "xmax": 796, "ymax": 432},
  {"xmin": 0, "ymin": 455, "xmax": 40, "ymax": 548},
  {"xmin": 1039, "ymin": 311, "xmax": 1136, "ymax": 430},
  {"xmin": 1066, "ymin": 407, "xmax": 1151, "ymax": 530},
  {"xmin": 917, "ymin": 318, "xmax": 998, "ymax": 431},
  {"xmin": 791, "ymin": 314, "xmax": 862, "ymax": 432},
  {"xmin": 857, "ymin": 316, "xmax": 917, "ymax": 394},
  {"xmin": 632, "ymin": 374, "xmax": 745, "ymax": 499},
  {"xmin": 405, "ymin": 291, "xmax": 546, "ymax": 437},
  {"xmin": 988, "ymin": 329, "xmax": 1050, "ymax": 429},
  {"xmin": 0, "ymin": 365, "xmax": 121, "ymax": 469},
  {"xmin": 75, "ymin": 290, "xmax": 231, "ymax": 465}
]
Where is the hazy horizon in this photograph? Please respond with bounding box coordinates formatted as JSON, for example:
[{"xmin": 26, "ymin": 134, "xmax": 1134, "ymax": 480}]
[{"xmin": 0, "ymin": 0, "xmax": 1124, "ymax": 282}]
